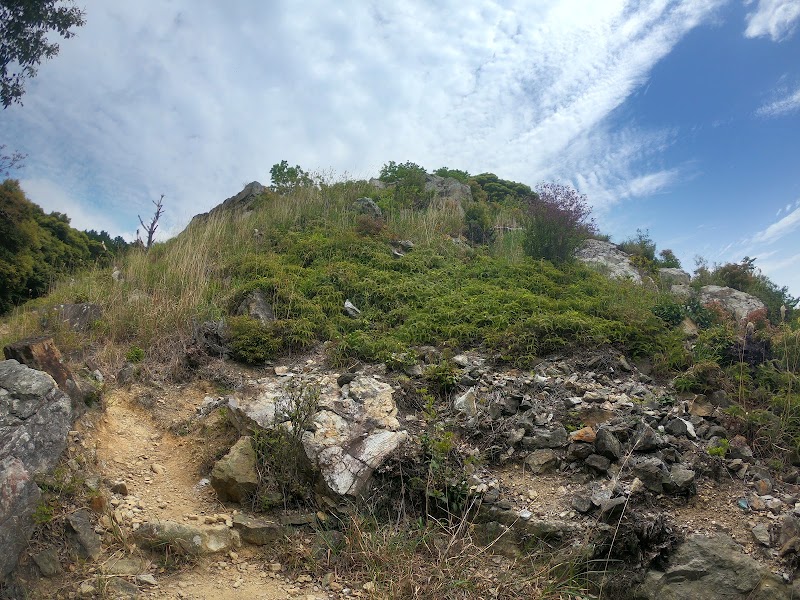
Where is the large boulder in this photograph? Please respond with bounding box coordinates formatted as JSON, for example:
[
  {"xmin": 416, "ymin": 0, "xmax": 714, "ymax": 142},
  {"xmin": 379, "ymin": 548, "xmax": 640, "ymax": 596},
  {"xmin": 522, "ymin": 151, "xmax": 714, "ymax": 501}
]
[
  {"xmin": 636, "ymin": 534, "xmax": 794, "ymax": 599},
  {"xmin": 133, "ymin": 521, "xmax": 240, "ymax": 555},
  {"xmin": 3, "ymin": 336, "xmax": 88, "ymax": 410},
  {"xmin": 0, "ymin": 360, "xmax": 73, "ymax": 581},
  {"xmin": 575, "ymin": 239, "xmax": 642, "ymax": 283},
  {"xmin": 424, "ymin": 174, "xmax": 471, "ymax": 211},
  {"xmin": 658, "ymin": 268, "xmax": 690, "ymax": 287},
  {"xmin": 698, "ymin": 285, "xmax": 767, "ymax": 323},
  {"xmin": 227, "ymin": 374, "xmax": 408, "ymax": 497},
  {"xmin": 234, "ymin": 290, "xmax": 275, "ymax": 325},
  {"xmin": 47, "ymin": 303, "xmax": 102, "ymax": 332},
  {"xmin": 210, "ymin": 436, "xmax": 259, "ymax": 503},
  {"xmin": 189, "ymin": 181, "xmax": 266, "ymax": 225}
]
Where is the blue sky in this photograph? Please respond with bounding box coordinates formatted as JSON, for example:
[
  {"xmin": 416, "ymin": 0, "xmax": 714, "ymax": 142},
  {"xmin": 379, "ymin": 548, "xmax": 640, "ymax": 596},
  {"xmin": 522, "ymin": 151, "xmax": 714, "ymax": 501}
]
[{"xmin": 1, "ymin": 0, "xmax": 799, "ymax": 294}]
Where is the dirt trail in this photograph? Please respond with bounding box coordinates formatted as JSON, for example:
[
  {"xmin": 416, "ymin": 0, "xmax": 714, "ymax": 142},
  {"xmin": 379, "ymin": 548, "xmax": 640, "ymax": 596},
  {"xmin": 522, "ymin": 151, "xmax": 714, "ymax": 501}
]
[{"xmin": 45, "ymin": 385, "xmax": 329, "ymax": 600}]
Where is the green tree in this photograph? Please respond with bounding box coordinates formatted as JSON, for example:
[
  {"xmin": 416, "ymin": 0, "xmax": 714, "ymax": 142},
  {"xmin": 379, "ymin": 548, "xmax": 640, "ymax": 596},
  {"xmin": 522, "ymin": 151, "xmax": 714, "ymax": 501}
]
[
  {"xmin": 270, "ymin": 160, "xmax": 313, "ymax": 194},
  {"xmin": 378, "ymin": 161, "xmax": 431, "ymax": 208},
  {"xmin": 656, "ymin": 248, "xmax": 682, "ymax": 269},
  {"xmin": 1, "ymin": 0, "xmax": 86, "ymax": 108}
]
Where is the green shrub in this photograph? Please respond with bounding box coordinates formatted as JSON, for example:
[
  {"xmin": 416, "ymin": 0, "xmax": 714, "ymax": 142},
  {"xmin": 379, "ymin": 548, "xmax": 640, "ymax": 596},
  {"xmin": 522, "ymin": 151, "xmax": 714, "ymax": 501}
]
[
  {"xmin": 522, "ymin": 183, "xmax": 596, "ymax": 264},
  {"xmin": 125, "ymin": 345, "xmax": 145, "ymax": 363},
  {"xmin": 619, "ymin": 229, "xmax": 656, "ymax": 261},
  {"xmin": 652, "ymin": 298, "xmax": 684, "ymax": 327}
]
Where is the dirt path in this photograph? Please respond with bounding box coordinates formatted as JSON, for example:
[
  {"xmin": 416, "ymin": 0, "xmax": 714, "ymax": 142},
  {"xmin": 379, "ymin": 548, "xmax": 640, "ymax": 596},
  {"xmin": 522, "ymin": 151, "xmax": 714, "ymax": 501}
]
[{"xmin": 28, "ymin": 385, "xmax": 331, "ymax": 600}]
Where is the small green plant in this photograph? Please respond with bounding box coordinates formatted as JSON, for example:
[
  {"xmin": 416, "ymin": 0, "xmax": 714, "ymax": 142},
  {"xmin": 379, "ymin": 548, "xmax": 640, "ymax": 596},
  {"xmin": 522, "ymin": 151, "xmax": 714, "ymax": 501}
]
[
  {"xmin": 125, "ymin": 345, "xmax": 145, "ymax": 363},
  {"xmin": 423, "ymin": 360, "xmax": 460, "ymax": 396},
  {"xmin": 708, "ymin": 438, "xmax": 729, "ymax": 457},
  {"xmin": 31, "ymin": 501, "xmax": 55, "ymax": 524}
]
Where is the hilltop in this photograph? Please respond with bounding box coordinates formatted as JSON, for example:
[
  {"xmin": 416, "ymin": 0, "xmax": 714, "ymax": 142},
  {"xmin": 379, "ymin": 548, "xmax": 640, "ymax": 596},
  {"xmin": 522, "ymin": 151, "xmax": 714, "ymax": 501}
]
[{"xmin": 1, "ymin": 165, "xmax": 800, "ymax": 600}]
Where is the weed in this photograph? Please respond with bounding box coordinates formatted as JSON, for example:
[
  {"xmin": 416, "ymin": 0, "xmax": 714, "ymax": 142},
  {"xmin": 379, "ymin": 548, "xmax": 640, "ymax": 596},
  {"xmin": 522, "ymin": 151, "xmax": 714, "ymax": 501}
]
[{"xmin": 125, "ymin": 345, "xmax": 144, "ymax": 363}]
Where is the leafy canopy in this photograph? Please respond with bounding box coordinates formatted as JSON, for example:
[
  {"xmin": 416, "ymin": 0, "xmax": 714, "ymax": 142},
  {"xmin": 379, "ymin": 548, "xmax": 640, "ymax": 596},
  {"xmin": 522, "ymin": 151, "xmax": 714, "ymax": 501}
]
[{"xmin": 0, "ymin": 0, "xmax": 86, "ymax": 108}]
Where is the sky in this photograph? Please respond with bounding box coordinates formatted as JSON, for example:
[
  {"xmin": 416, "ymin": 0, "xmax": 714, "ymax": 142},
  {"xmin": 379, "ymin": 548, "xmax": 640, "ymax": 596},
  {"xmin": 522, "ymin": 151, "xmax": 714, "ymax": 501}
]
[{"xmin": 1, "ymin": 0, "xmax": 799, "ymax": 294}]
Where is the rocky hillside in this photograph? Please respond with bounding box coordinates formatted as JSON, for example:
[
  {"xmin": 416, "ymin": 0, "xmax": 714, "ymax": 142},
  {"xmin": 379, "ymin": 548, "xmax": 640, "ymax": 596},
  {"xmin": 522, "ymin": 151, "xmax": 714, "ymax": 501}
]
[{"xmin": 1, "ymin": 172, "xmax": 799, "ymax": 599}]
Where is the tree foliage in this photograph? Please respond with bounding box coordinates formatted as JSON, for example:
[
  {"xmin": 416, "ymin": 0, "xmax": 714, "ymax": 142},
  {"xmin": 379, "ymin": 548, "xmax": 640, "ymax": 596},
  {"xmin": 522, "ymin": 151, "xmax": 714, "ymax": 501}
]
[
  {"xmin": 0, "ymin": 0, "xmax": 86, "ymax": 108},
  {"xmin": 270, "ymin": 160, "xmax": 313, "ymax": 194},
  {"xmin": 471, "ymin": 173, "xmax": 534, "ymax": 205},
  {"xmin": 523, "ymin": 183, "xmax": 596, "ymax": 264},
  {"xmin": 378, "ymin": 160, "xmax": 431, "ymax": 208},
  {"xmin": 0, "ymin": 178, "xmax": 109, "ymax": 313}
]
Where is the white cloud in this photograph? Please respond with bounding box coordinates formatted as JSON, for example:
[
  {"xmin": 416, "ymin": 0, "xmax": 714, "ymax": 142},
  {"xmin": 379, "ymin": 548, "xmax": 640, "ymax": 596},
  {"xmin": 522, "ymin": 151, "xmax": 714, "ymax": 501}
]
[
  {"xmin": 751, "ymin": 204, "xmax": 800, "ymax": 244},
  {"xmin": 0, "ymin": 0, "xmax": 726, "ymax": 237},
  {"xmin": 744, "ymin": 0, "xmax": 800, "ymax": 41},
  {"xmin": 757, "ymin": 85, "xmax": 800, "ymax": 117}
]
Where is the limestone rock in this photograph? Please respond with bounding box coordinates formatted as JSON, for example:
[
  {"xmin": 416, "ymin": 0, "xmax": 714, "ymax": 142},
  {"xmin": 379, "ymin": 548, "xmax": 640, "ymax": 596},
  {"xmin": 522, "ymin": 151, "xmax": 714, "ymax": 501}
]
[
  {"xmin": 423, "ymin": 174, "xmax": 471, "ymax": 211},
  {"xmin": 454, "ymin": 389, "xmax": 477, "ymax": 416},
  {"xmin": 637, "ymin": 534, "xmax": 793, "ymax": 599},
  {"xmin": 575, "ymin": 239, "xmax": 642, "ymax": 283},
  {"xmin": 235, "ymin": 290, "xmax": 275, "ymax": 324},
  {"xmin": 228, "ymin": 374, "xmax": 408, "ymax": 497},
  {"xmin": 191, "ymin": 182, "xmax": 265, "ymax": 224},
  {"xmin": 352, "ymin": 197, "xmax": 382, "ymax": 219},
  {"xmin": 698, "ymin": 285, "xmax": 767, "ymax": 323},
  {"xmin": 210, "ymin": 437, "xmax": 259, "ymax": 504},
  {"xmin": 658, "ymin": 268, "xmax": 690, "ymax": 286},
  {"xmin": 133, "ymin": 521, "xmax": 240, "ymax": 555},
  {"xmin": 525, "ymin": 449, "xmax": 559, "ymax": 474},
  {"xmin": 232, "ymin": 514, "xmax": 284, "ymax": 545}
]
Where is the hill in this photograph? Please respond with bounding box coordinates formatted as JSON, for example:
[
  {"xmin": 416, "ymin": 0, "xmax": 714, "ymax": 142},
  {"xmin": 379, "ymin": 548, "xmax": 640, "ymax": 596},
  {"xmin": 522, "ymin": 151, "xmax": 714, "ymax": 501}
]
[{"xmin": 1, "ymin": 167, "xmax": 800, "ymax": 599}]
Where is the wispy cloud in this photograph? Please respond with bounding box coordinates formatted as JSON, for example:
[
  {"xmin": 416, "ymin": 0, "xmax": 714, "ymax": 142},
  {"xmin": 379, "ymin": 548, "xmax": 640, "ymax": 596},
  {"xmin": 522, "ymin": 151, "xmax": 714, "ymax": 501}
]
[
  {"xmin": 744, "ymin": 0, "xmax": 800, "ymax": 41},
  {"xmin": 757, "ymin": 84, "xmax": 800, "ymax": 117},
  {"xmin": 0, "ymin": 0, "xmax": 726, "ymax": 239},
  {"xmin": 751, "ymin": 203, "xmax": 800, "ymax": 244}
]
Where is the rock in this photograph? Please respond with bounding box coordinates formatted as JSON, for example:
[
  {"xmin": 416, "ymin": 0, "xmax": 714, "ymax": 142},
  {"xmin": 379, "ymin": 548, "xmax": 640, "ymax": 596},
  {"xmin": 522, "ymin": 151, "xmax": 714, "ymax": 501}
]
[
  {"xmin": 352, "ymin": 197, "xmax": 382, "ymax": 219},
  {"xmin": 632, "ymin": 423, "xmax": 663, "ymax": 452},
  {"xmin": 680, "ymin": 317, "xmax": 699, "ymax": 337},
  {"xmin": 575, "ymin": 239, "xmax": 642, "ymax": 283},
  {"xmin": 66, "ymin": 510, "xmax": 102, "ymax": 559},
  {"xmin": 117, "ymin": 362, "xmax": 138, "ymax": 384},
  {"xmin": 572, "ymin": 494, "xmax": 593, "ymax": 513},
  {"xmin": 632, "ymin": 457, "xmax": 668, "ymax": 493},
  {"xmin": 665, "ymin": 465, "xmax": 696, "ymax": 495},
  {"xmin": 133, "ymin": 521, "xmax": 240, "ymax": 555},
  {"xmin": 522, "ymin": 425, "xmax": 568, "ymax": 450},
  {"xmin": 0, "ymin": 360, "xmax": 73, "ymax": 582},
  {"xmin": 688, "ymin": 395, "xmax": 714, "ymax": 417},
  {"xmin": 344, "ymin": 299, "xmax": 361, "ymax": 317},
  {"xmin": 567, "ymin": 442, "xmax": 594, "ymax": 461},
  {"xmin": 698, "ymin": 285, "xmax": 767, "ymax": 323},
  {"xmin": 46, "ymin": 303, "xmax": 102, "ymax": 332},
  {"xmin": 637, "ymin": 534, "xmax": 793, "ymax": 599},
  {"xmin": 570, "ymin": 426, "xmax": 596, "ymax": 443},
  {"xmin": 235, "ymin": 290, "xmax": 275, "ymax": 324},
  {"xmin": 585, "ymin": 454, "xmax": 611, "ymax": 472},
  {"xmin": 107, "ymin": 578, "xmax": 141, "ymax": 598},
  {"xmin": 751, "ymin": 523, "xmax": 771, "ymax": 546},
  {"xmin": 665, "ymin": 418, "xmax": 695, "ymax": 438},
  {"xmin": 599, "ymin": 496, "xmax": 627, "ymax": 521},
  {"xmin": 3, "ymin": 337, "xmax": 89, "ymax": 408},
  {"xmin": 524, "ymin": 449, "xmax": 559, "ymax": 474},
  {"xmin": 728, "ymin": 435, "xmax": 754, "ymax": 462},
  {"xmin": 659, "ymin": 268, "xmax": 690, "ymax": 286},
  {"xmin": 232, "ymin": 514, "xmax": 284, "ymax": 545},
  {"xmin": 453, "ymin": 389, "xmax": 477, "ymax": 416},
  {"xmin": 210, "ymin": 436, "xmax": 259, "ymax": 504},
  {"xmin": 0, "ymin": 457, "xmax": 40, "ymax": 581},
  {"xmin": 228, "ymin": 375, "xmax": 408, "ymax": 497},
  {"xmin": 105, "ymin": 556, "xmax": 148, "ymax": 575},
  {"xmin": 191, "ymin": 182, "xmax": 266, "ymax": 224},
  {"xmin": 110, "ymin": 480, "xmax": 129, "ymax": 496},
  {"xmin": 594, "ymin": 428, "xmax": 622, "ymax": 460},
  {"xmin": 31, "ymin": 547, "xmax": 62, "ymax": 577},
  {"xmin": 778, "ymin": 513, "xmax": 800, "ymax": 548},
  {"xmin": 422, "ymin": 174, "xmax": 471, "ymax": 211},
  {"xmin": 671, "ymin": 284, "xmax": 691, "ymax": 299}
]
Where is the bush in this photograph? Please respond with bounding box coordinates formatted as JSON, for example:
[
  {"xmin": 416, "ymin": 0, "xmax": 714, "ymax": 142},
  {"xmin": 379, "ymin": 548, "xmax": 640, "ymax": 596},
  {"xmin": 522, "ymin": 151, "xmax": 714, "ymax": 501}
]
[
  {"xmin": 522, "ymin": 183, "xmax": 596, "ymax": 264},
  {"xmin": 379, "ymin": 161, "xmax": 432, "ymax": 208},
  {"xmin": 619, "ymin": 229, "xmax": 656, "ymax": 261},
  {"xmin": 463, "ymin": 201, "xmax": 495, "ymax": 245}
]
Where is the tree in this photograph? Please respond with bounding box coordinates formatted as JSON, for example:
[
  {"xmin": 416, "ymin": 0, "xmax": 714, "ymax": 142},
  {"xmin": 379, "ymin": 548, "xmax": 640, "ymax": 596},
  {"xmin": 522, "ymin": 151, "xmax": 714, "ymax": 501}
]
[
  {"xmin": 1, "ymin": 0, "xmax": 86, "ymax": 108},
  {"xmin": 0, "ymin": 144, "xmax": 26, "ymax": 175},
  {"xmin": 269, "ymin": 160, "xmax": 313, "ymax": 194},
  {"xmin": 137, "ymin": 194, "xmax": 164, "ymax": 250}
]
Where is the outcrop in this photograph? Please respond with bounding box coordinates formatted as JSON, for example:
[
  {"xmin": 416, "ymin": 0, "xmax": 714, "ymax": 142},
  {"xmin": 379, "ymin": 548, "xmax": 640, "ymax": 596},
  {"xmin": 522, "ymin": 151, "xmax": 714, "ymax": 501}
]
[{"xmin": 0, "ymin": 360, "xmax": 73, "ymax": 581}]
